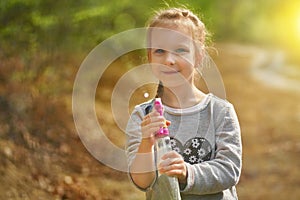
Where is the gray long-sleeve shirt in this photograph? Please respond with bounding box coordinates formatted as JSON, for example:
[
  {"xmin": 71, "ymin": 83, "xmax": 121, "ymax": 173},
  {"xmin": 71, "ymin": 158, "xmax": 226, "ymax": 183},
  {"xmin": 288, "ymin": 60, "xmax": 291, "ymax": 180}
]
[{"xmin": 126, "ymin": 94, "xmax": 242, "ymax": 200}]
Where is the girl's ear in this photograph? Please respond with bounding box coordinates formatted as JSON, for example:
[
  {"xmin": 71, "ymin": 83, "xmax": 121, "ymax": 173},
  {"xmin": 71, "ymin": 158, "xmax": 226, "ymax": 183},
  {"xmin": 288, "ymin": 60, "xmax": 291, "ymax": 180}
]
[
  {"xmin": 195, "ymin": 50, "xmax": 202, "ymax": 67},
  {"xmin": 147, "ymin": 49, "xmax": 152, "ymax": 62},
  {"xmin": 195, "ymin": 53, "xmax": 201, "ymax": 67},
  {"xmin": 194, "ymin": 42, "xmax": 204, "ymax": 67}
]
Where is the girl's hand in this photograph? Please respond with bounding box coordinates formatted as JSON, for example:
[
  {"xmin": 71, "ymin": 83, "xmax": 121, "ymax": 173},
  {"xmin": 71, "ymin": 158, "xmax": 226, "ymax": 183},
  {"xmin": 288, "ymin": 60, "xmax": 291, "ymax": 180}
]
[
  {"xmin": 158, "ymin": 151, "xmax": 187, "ymax": 184},
  {"xmin": 140, "ymin": 110, "xmax": 165, "ymax": 148}
]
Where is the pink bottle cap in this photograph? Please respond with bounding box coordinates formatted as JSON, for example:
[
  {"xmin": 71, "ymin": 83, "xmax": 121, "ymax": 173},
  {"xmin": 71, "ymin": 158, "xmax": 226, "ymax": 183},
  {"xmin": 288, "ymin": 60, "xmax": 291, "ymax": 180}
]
[{"xmin": 154, "ymin": 98, "xmax": 169, "ymax": 137}]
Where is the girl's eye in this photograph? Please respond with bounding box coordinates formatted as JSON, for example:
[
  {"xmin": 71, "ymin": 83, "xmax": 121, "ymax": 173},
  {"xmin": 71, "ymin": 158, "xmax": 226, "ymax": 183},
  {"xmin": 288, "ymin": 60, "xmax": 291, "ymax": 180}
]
[
  {"xmin": 175, "ymin": 48, "xmax": 188, "ymax": 53},
  {"xmin": 154, "ymin": 49, "xmax": 165, "ymax": 54}
]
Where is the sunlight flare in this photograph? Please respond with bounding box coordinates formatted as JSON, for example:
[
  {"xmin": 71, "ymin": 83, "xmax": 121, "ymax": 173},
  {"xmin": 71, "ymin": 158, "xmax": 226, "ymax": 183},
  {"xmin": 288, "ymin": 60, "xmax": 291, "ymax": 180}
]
[{"xmin": 297, "ymin": 13, "xmax": 300, "ymax": 37}]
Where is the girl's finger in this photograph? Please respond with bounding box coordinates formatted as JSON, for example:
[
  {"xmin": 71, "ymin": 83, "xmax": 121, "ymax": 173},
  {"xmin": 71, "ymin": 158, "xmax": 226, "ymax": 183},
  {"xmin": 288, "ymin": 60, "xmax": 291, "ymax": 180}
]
[
  {"xmin": 163, "ymin": 169, "xmax": 184, "ymax": 177},
  {"xmin": 161, "ymin": 151, "xmax": 182, "ymax": 160},
  {"xmin": 141, "ymin": 123, "xmax": 165, "ymax": 138},
  {"xmin": 159, "ymin": 157, "xmax": 183, "ymax": 168},
  {"xmin": 142, "ymin": 114, "xmax": 164, "ymax": 126}
]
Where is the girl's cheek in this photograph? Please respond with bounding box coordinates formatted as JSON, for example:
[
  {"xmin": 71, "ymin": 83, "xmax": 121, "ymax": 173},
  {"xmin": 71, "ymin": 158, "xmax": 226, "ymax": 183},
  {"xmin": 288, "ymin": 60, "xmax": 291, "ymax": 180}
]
[{"xmin": 176, "ymin": 54, "xmax": 193, "ymax": 63}]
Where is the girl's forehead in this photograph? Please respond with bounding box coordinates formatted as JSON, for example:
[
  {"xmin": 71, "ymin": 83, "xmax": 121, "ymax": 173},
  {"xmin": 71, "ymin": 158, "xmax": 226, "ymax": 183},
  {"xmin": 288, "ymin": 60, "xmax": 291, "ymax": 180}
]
[{"xmin": 149, "ymin": 26, "xmax": 194, "ymax": 48}]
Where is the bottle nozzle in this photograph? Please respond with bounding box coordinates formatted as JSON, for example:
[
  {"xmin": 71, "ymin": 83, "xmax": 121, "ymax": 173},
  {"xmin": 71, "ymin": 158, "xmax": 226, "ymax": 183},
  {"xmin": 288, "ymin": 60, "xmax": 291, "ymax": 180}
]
[{"xmin": 154, "ymin": 98, "xmax": 169, "ymax": 136}]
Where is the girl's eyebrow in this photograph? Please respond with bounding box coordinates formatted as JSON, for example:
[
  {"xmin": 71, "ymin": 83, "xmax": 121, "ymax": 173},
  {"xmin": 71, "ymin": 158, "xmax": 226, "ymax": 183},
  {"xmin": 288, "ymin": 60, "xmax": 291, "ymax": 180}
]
[
  {"xmin": 151, "ymin": 43, "xmax": 190, "ymax": 50},
  {"xmin": 176, "ymin": 44, "xmax": 190, "ymax": 48}
]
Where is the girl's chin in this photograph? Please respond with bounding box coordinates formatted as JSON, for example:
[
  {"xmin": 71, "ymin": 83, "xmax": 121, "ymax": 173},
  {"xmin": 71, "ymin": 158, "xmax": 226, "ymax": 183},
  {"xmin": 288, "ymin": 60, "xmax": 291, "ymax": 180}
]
[{"xmin": 160, "ymin": 77, "xmax": 192, "ymax": 88}]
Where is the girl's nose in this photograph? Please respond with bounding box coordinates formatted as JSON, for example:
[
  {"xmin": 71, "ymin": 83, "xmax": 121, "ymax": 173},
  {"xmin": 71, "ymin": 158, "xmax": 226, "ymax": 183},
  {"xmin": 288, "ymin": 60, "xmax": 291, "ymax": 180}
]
[{"xmin": 164, "ymin": 52, "xmax": 175, "ymax": 66}]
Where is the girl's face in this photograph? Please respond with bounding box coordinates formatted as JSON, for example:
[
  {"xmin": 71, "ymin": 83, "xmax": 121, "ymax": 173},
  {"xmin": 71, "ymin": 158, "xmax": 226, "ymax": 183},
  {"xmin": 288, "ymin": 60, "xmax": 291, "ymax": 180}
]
[{"xmin": 148, "ymin": 26, "xmax": 199, "ymax": 87}]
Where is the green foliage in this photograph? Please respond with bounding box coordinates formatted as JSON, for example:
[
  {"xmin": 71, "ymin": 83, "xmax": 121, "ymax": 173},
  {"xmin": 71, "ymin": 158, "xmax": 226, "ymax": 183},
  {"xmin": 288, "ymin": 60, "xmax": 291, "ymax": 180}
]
[{"xmin": 1, "ymin": 0, "xmax": 297, "ymax": 56}]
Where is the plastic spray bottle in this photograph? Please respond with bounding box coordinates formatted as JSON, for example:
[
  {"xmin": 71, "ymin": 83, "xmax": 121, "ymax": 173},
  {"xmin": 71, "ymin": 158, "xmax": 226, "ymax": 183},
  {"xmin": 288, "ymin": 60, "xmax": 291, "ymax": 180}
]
[{"xmin": 154, "ymin": 98, "xmax": 181, "ymax": 200}]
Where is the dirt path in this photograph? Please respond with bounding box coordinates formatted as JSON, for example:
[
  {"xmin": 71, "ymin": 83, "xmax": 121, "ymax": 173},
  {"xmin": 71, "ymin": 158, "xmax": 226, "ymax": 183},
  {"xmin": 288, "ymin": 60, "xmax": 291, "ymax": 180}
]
[{"xmin": 219, "ymin": 43, "xmax": 300, "ymax": 92}]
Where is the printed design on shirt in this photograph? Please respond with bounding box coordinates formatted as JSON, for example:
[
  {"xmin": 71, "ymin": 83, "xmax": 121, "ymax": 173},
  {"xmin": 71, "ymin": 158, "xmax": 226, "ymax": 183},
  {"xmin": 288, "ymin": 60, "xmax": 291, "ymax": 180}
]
[{"xmin": 170, "ymin": 137, "xmax": 212, "ymax": 164}]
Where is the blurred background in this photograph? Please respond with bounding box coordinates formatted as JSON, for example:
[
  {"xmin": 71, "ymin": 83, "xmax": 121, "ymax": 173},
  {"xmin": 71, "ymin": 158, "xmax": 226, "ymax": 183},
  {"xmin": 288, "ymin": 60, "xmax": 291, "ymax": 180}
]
[{"xmin": 0, "ymin": 0, "xmax": 299, "ymax": 199}]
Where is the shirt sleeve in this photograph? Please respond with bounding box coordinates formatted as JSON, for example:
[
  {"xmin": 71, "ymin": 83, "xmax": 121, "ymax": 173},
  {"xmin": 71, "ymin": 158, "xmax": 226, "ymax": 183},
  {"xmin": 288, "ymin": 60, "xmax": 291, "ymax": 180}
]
[
  {"xmin": 125, "ymin": 105, "xmax": 157, "ymax": 191},
  {"xmin": 125, "ymin": 106, "xmax": 143, "ymax": 168},
  {"xmin": 181, "ymin": 103, "xmax": 242, "ymax": 195}
]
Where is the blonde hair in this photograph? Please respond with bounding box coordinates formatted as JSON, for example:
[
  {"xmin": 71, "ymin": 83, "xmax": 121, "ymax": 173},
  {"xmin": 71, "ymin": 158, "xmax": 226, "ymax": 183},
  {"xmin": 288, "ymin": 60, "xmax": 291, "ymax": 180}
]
[
  {"xmin": 147, "ymin": 7, "xmax": 208, "ymax": 47},
  {"xmin": 147, "ymin": 8, "xmax": 209, "ymax": 98}
]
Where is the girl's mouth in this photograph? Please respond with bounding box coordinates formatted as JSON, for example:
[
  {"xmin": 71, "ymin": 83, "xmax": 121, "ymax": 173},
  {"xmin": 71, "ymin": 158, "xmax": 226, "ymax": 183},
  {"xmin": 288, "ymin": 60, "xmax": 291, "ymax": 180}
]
[{"xmin": 161, "ymin": 70, "xmax": 179, "ymax": 74}]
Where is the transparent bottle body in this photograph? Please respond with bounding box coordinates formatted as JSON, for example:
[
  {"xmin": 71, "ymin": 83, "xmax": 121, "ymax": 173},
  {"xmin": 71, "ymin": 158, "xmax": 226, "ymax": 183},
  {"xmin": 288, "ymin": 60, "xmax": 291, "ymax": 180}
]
[{"xmin": 155, "ymin": 136, "xmax": 181, "ymax": 200}]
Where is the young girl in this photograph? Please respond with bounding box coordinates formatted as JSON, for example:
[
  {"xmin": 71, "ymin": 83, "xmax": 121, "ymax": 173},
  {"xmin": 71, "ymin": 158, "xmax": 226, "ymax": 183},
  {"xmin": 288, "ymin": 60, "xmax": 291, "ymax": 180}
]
[{"xmin": 126, "ymin": 7, "xmax": 242, "ymax": 200}]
